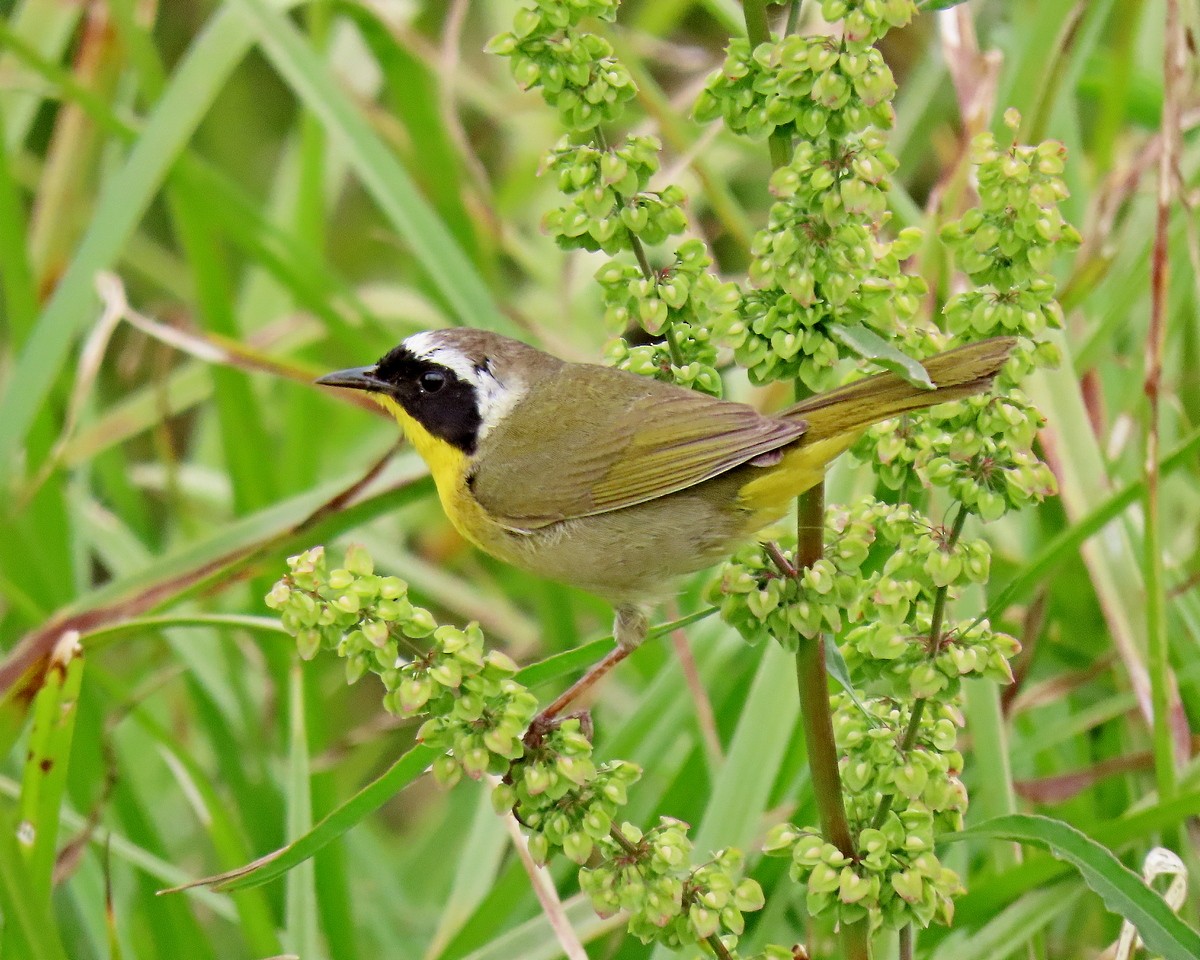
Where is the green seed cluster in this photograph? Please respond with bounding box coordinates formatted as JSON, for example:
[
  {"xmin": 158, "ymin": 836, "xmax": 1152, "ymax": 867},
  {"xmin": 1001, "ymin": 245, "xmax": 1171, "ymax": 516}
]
[
  {"xmin": 694, "ymin": 32, "xmax": 901, "ymax": 144},
  {"xmin": 941, "ymin": 111, "xmax": 1080, "ymax": 360},
  {"xmin": 696, "ymin": 4, "xmax": 926, "ymax": 389},
  {"xmin": 596, "ymin": 239, "xmax": 738, "ymax": 338},
  {"xmin": 486, "ymin": 0, "xmax": 634, "ymax": 132},
  {"xmin": 947, "ymin": 115, "xmax": 1077, "ymax": 330},
  {"xmin": 858, "ymin": 383, "xmax": 1058, "ymax": 520},
  {"xmin": 498, "ymin": 724, "xmax": 764, "ymax": 948},
  {"xmin": 836, "ymin": 697, "xmax": 967, "ymax": 830},
  {"xmin": 539, "ymin": 134, "xmax": 686, "ymax": 255},
  {"xmin": 491, "ymin": 0, "xmax": 737, "ymax": 395},
  {"xmin": 541, "ymin": 139, "xmax": 686, "ymax": 254},
  {"xmin": 846, "ymin": 612, "xmax": 1019, "ymax": 701},
  {"xmin": 763, "ymin": 696, "xmax": 969, "ymax": 932},
  {"xmin": 492, "ymin": 718, "xmax": 641, "ymax": 866},
  {"xmin": 266, "ymin": 545, "xmax": 435, "ymax": 680},
  {"xmin": 266, "ymin": 546, "xmax": 537, "ymax": 787},
  {"xmin": 710, "ymin": 492, "xmax": 1019, "ymax": 933},
  {"xmin": 603, "ymin": 322, "xmax": 723, "ymax": 396},
  {"xmin": 415, "ymin": 655, "xmax": 539, "ymax": 788},
  {"xmin": 580, "ymin": 820, "xmax": 764, "ymax": 948},
  {"xmin": 270, "ymin": 545, "xmax": 765, "ymax": 954},
  {"xmin": 917, "ymin": 392, "xmax": 1058, "ymax": 519},
  {"xmin": 767, "ymin": 729, "xmax": 963, "ymax": 933},
  {"xmin": 856, "ymin": 112, "xmax": 1076, "ymax": 518},
  {"xmin": 709, "ymin": 500, "xmax": 1020, "ymax": 693},
  {"xmin": 706, "ymin": 502, "xmax": 899, "ymax": 648},
  {"xmin": 597, "ymin": 239, "xmax": 740, "ymax": 396}
]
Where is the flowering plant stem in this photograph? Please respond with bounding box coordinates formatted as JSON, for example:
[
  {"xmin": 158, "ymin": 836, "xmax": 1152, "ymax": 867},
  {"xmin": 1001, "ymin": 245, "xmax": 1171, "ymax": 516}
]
[
  {"xmin": 871, "ymin": 505, "xmax": 966, "ymax": 832},
  {"xmin": 739, "ymin": 2, "xmax": 869, "ymax": 955},
  {"xmin": 741, "ymin": 0, "xmax": 792, "ymax": 170}
]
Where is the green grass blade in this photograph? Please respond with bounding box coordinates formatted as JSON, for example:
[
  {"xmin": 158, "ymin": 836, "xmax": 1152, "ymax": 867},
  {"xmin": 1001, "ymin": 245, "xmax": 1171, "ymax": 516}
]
[
  {"xmin": 0, "ymin": 0, "xmax": 82, "ymax": 150},
  {"xmin": 928, "ymin": 882, "xmax": 1081, "ymax": 960},
  {"xmin": 16, "ymin": 634, "xmax": 84, "ymax": 895},
  {"xmin": 0, "ymin": 108, "xmax": 38, "ymax": 346},
  {"xmin": 425, "ymin": 790, "xmax": 511, "ymax": 959},
  {"xmin": 984, "ymin": 424, "xmax": 1200, "ymax": 622},
  {"xmin": 0, "ymin": 823, "xmax": 70, "ymax": 960},
  {"xmin": 170, "ymin": 743, "xmax": 438, "ymax": 893},
  {"xmin": 285, "ymin": 665, "xmax": 321, "ymax": 959},
  {"xmin": 949, "ymin": 813, "xmax": 1200, "ymax": 960}
]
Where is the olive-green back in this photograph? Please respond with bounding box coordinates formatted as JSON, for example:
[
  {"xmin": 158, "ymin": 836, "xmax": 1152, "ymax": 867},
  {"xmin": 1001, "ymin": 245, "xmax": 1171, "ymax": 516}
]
[{"xmin": 470, "ymin": 364, "xmax": 807, "ymax": 528}]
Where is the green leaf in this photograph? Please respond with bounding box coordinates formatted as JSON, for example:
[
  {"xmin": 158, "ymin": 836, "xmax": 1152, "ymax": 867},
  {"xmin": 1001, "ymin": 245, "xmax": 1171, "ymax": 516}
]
[
  {"xmin": 947, "ymin": 814, "xmax": 1200, "ymax": 960},
  {"xmin": 916, "ymin": 0, "xmax": 971, "ymax": 11},
  {"xmin": 284, "ymin": 667, "xmax": 319, "ymax": 958},
  {"xmin": 165, "ymin": 743, "xmax": 438, "ymax": 893},
  {"xmin": 983, "ymin": 423, "xmax": 1200, "ymax": 624},
  {"xmin": 827, "ymin": 323, "xmax": 935, "ymax": 389},
  {"xmin": 824, "ymin": 639, "xmax": 873, "ymax": 722},
  {"xmin": 16, "ymin": 634, "xmax": 84, "ymax": 896}
]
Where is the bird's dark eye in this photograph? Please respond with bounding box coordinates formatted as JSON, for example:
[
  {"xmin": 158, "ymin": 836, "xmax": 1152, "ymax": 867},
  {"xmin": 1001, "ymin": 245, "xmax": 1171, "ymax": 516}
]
[{"xmin": 418, "ymin": 369, "xmax": 447, "ymax": 393}]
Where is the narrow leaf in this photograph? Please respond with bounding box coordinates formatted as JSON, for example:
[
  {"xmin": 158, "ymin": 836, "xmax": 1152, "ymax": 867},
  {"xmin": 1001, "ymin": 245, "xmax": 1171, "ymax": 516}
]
[
  {"xmin": 948, "ymin": 814, "xmax": 1200, "ymax": 960},
  {"xmin": 16, "ymin": 632, "xmax": 84, "ymax": 896},
  {"xmin": 828, "ymin": 322, "xmax": 935, "ymax": 388},
  {"xmin": 163, "ymin": 743, "xmax": 438, "ymax": 893}
]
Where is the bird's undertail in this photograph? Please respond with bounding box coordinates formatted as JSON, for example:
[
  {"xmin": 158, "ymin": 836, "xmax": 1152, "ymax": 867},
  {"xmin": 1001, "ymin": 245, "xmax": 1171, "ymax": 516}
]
[{"xmin": 780, "ymin": 336, "xmax": 1018, "ymax": 439}]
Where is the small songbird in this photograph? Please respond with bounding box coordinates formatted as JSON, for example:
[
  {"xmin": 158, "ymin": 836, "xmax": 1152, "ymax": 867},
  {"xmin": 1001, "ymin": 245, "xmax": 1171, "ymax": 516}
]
[{"xmin": 317, "ymin": 329, "xmax": 1014, "ymax": 659}]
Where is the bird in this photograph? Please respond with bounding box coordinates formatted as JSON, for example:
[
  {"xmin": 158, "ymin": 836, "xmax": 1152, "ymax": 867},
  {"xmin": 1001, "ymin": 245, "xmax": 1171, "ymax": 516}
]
[{"xmin": 318, "ymin": 328, "xmax": 1013, "ymax": 707}]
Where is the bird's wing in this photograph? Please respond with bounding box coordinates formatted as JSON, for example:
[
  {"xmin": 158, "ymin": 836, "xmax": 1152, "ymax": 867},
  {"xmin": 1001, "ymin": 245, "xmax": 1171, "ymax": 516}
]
[{"xmin": 468, "ymin": 364, "xmax": 807, "ymax": 529}]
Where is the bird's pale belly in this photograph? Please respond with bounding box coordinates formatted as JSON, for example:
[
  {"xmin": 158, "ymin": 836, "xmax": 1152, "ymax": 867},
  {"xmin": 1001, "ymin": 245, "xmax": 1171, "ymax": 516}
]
[{"xmin": 449, "ymin": 469, "xmax": 786, "ymax": 605}]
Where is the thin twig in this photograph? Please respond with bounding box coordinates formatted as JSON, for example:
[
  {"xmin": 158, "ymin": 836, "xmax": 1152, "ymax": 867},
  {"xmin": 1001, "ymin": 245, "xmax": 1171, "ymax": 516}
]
[
  {"xmin": 668, "ymin": 605, "xmax": 724, "ymax": 764},
  {"xmin": 502, "ymin": 810, "xmax": 589, "ymax": 960},
  {"xmin": 872, "ymin": 507, "xmax": 967, "ymax": 829}
]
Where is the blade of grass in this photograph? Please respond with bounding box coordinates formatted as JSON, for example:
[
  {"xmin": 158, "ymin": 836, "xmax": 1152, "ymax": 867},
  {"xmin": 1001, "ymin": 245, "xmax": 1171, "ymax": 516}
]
[
  {"xmin": 0, "ymin": 452, "xmax": 430, "ymax": 697},
  {"xmin": 168, "ymin": 188, "xmax": 278, "ymax": 515},
  {"xmin": 0, "ymin": 0, "xmax": 82, "ymax": 150},
  {"xmin": 948, "ymin": 813, "xmax": 1200, "ymax": 960},
  {"xmin": 928, "ymin": 882, "xmax": 1082, "ymax": 960},
  {"xmin": 16, "ymin": 632, "xmax": 84, "ymax": 895},
  {"xmin": 285, "ymin": 666, "xmax": 321, "ymax": 959},
  {"xmin": 140, "ymin": 718, "xmax": 282, "ymax": 955},
  {"xmin": 164, "ymin": 742, "xmax": 439, "ymax": 893},
  {"xmin": 952, "ymin": 789, "xmax": 1200, "ymax": 920},
  {"xmin": 983, "ymin": 424, "xmax": 1200, "ymax": 623},
  {"xmin": 0, "ymin": 822, "xmax": 70, "ymax": 960},
  {"xmin": 0, "ymin": 109, "xmax": 38, "ymax": 346},
  {"xmin": 424, "ymin": 790, "xmax": 512, "ymax": 960},
  {"xmin": 0, "ymin": 775, "xmax": 236, "ymax": 919},
  {"xmin": 647, "ymin": 643, "xmax": 800, "ymax": 960}
]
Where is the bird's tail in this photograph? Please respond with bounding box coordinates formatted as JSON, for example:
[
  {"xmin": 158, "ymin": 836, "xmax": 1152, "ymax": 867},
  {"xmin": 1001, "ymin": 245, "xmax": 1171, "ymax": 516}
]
[
  {"xmin": 780, "ymin": 336, "xmax": 1017, "ymax": 439},
  {"xmin": 735, "ymin": 336, "xmax": 1017, "ymax": 525}
]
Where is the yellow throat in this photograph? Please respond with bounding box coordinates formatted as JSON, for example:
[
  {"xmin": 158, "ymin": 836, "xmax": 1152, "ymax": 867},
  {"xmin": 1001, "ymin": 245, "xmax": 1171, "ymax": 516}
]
[{"xmin": 373, "ymin": 394, "xmax": 498, "ymax": 553}]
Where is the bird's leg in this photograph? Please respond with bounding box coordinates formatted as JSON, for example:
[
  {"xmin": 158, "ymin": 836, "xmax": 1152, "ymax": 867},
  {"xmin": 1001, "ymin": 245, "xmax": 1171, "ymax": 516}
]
[{"xmin": 528, "ymin": 605, "xmax": 648, "ymax": 734}]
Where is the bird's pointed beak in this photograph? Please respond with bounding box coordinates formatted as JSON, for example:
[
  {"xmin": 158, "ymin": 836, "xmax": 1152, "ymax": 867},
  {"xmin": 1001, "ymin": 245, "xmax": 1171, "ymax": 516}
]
[{"xmin": 315, "ymin": 366, "xmax": 387, "ymax": 392}]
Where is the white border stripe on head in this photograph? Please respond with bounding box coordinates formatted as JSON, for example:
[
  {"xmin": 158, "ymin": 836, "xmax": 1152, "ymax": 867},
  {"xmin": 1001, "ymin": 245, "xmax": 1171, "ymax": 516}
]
[
  {"xmin": 403, "ymin": 331, "xmax": 479, "ymax": 384},
  {"xmin": 401, "ymin": 331, "xmax": 525, "ymax": 443}
]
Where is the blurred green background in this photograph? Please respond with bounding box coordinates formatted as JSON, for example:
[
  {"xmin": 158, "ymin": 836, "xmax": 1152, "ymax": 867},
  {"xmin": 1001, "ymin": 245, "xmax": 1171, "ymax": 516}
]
[{"xmin": 0, "ymin": 1, "xmax": 1197, "ymax": 958}]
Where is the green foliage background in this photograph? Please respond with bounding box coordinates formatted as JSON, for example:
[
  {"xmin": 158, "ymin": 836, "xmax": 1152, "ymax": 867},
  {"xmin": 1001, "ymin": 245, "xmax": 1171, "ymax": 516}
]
[{"xmin": 0, "ymin": 1, "xmax": 1197, "ymax": 958}]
